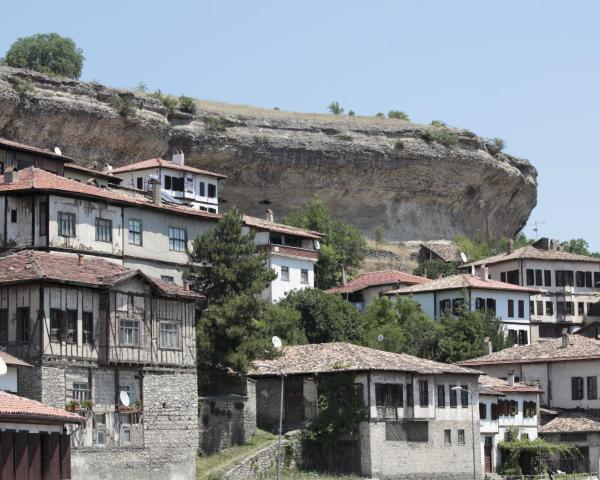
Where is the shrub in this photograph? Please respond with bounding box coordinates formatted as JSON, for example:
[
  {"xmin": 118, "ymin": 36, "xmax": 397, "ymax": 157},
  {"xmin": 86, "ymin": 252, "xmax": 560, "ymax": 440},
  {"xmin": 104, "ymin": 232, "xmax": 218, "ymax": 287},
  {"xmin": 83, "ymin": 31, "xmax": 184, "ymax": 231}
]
[
  {"xmin": 8, "ymin": 76, "xmax": 34, "ymax": 98},
  {"xmin": 492, "ymin": 137, "xmax": 505, "ymax": 151},
  {"xmin": 337, "ymin": 134, "xmax": 353, "ymax": 141},
  {"xmin": 178, "ymin": 95, "xmax": 197, "ymax": 114},
  {"xmin": 149, "ymin": 89, "xmax": 178, "ymax": 115},
  {"xmin": 430, "ymin": 119, "xmax": 447, "ymax": 127},
  {"xmin": 394, "ymin": 140, "xmax": 405, "ymax": 151},
  {"xmin": 423, "ymin": 125, "xmax": 458, "ymax": 146},
  {"xmin": 134, "ymin": 81, "xmax": 147, "ymax": 92},
  {"xmin": 3, "ymin": 33, "xmax": 84, "ymax": 79},
  {"xmin": 375, "ymin": 112, "xmax": 384, "ymax": 118},
  {"xmin": 348, "ymin": 110, "xmax": 355, "ymax": 116},
  {"xmin": 327, "ymin": 101, "xmax": 344, "ymax": 114},
  {"xmin": 388, "ymin": 110, "xmax": 410, "ymax": 121},
  {"xmin": 107, "ymin": 93, "xmax": 137, "ymax": 117},
  {"xmin": 205, "ymin": 116, "xmax": 227, "ymax": 132}
]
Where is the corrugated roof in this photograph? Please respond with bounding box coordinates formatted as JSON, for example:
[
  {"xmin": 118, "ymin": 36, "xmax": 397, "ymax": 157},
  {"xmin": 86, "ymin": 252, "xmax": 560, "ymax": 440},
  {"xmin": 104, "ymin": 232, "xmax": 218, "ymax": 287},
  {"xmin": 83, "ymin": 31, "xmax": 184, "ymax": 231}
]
[
  {"xmin": 111, "ymin": 157, "xmax": 227, "ymax": 179},
  {"xmin": 464, "ymin": 245, "xmax": 600, "ymax": 268},
  {"xmin": 385, "ymin": 273, "xmax": 538, "ymax": 295},
  {"xmin": 0, "ymin": 137, "xmax": 75, "ymax": 163},
  {"xmin": 248, "ymin": 342, "xmax": 481, "ymax": 377},
  {"xmin": 478, "ymin": 374, "xmax": 544, "ymax": 395},
  {"xmin": 459, "ymin": 334, "xmax": 600, "ymax": 366},
  {"xmin": 0, "ymin": 251, "xmax": 201, "ymax": 299},
  {"xmin": 539, "ymin": 412, "xmax": 600, "ymax": 434},
  {"xmin": 0, "ymin": 391, "xmax": 82, "ymax": 423},
  {"xmin": 326, "ymin": 270, "xmax": 429, "ymax": 294}
]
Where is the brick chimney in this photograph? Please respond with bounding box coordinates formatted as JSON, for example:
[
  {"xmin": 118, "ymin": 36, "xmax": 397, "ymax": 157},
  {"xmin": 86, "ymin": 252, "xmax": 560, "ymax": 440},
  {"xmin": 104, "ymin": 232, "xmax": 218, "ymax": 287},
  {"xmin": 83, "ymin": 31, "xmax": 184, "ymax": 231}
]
[
  {"xmin": 172, "ymin": 150, "xmax": 185, "ymax": 166},
  {"xmin": 183, "ymin": 280, "xmax": 190, "ymax": 291}
]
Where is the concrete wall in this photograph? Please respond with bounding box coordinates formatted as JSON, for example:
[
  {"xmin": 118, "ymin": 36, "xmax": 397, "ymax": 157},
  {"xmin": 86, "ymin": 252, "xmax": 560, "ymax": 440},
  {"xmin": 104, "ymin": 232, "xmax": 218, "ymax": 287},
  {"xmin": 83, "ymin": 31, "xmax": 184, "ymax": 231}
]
[{"xmin": 268, "ymin": 254, "xmax": 315, "ymax": 302}]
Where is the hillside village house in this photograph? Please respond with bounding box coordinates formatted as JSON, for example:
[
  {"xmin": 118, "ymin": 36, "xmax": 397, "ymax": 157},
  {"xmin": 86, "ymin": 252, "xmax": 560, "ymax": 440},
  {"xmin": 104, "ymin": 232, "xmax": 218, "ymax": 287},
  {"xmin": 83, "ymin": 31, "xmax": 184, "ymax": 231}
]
[
  {"xmin": 325, "ymin": 270, "xmax": 429, "ymax": 312},
  {"xmin": 385, "ymin": 273, "xmax": 538, "ymax": 345},
  {"xmin": 464, "ymin": 238, "xmax": 600, "ymax": 342},
  {"xmin": 249, "ymin": 342, "xmax": 483, "ymax": 480},
  {"xmin": 478, "ymin": 373, "xmax": 542, "ymax": 475},
  {"xmin": 0, "ymin": 250, "xmax": 200, "ymax": 480},
  {"xmin": 417, "ymin": 242, "xmax": 461, "ymax": 264},
  {"xmin": 460, "ymin": 333, "xmax": 600, "ymax": 472}
]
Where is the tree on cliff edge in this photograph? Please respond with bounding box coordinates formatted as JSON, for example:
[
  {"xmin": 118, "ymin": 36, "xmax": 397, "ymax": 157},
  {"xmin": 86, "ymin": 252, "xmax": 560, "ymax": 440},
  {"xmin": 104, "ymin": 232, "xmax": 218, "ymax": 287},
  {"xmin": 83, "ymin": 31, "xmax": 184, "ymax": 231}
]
[{"xmin": 2, "ymin": 33, "xmax": 84, "ymax": 79}]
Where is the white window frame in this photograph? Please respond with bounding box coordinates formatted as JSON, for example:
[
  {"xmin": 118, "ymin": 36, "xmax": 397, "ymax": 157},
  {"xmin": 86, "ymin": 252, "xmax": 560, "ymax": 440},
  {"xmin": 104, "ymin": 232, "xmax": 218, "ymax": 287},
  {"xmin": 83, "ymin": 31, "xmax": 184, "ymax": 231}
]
[
  {"xmin": 168, "ymin": 227, "xmax": 187, "ymax": 252},
  {"xmin": 95, "ymin": 217, "xmax": 112, "ymax": 243},
  {"xmin": 73, "ymin": 382, "xmax": 91, "ymax": 401},
  {"xmin": 159, "ymin": 321, "xmax": 181, "ymax": 350},
  {"xmin": 281, "ymin": 266, "xmax": 290, "ymax": 282},
  {"xmin": 301, "ymin": 269, "xmax": 309, "ymax": 284},
  {"xmin": 128, "ymin": 218, "xmax": 142, "ymax": 246},
  {"xmin": 119, "ymin": 319, "xmax": 140, "ymax": 346},
  {"xmin": 58, "ymin": 211, "xmax": 76, "ymax": 237}
]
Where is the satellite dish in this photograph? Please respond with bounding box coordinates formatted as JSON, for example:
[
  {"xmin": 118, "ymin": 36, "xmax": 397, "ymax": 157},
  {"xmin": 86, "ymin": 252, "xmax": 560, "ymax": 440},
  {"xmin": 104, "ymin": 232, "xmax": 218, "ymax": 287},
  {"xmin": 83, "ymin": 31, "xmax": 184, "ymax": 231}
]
[
  {"xmin": 0, "ymin": 357, "xmax": 7, "ymax": 376},
  {"xmin": 377, "ymin": 334, "xmax": 385, "ymax": 343},
  {"xmin": 54, "ymin": 147, "xmax": 62, "ymax": 156},
  {"xmin": 460, "ymin": 252, "xmax": 468, "ymax": 263},
  {"xmin": 119, "ymin": 391, "xmax": 130, "ymax": 407},
  {"xmin": 272, "ymin": 336, "xmax": 282, "ymax": 350}
]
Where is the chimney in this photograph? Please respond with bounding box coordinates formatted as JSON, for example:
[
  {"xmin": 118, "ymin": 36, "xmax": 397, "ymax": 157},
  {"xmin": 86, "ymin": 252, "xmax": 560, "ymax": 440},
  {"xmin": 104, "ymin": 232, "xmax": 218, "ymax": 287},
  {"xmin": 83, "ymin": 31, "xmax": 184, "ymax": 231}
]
[
  {"xmin": 172, "ymin": 150, "xmax": 185, "ymax": 166},
  {"xmin": 103, "ymin": 162, "xmax": 113, "ymax": 173},
  {"xmin": 183, "ymin": 280, "xmax": 190, "ymax": 291},
  {"xmin": 478, "ymin": 264, "xmax": 489, "ymax": 281},
  {"xmin": 483, "ymin": 336, "xmax": 493, "ymax": 355},
  {"xmin": 266, "ymin": 208, "xmax": 274, "ymax": 222},
  {"xmin": 507, "ymin": 370, "xmax": 515, "ymax": 387},
  {"xmin": 507, "ymin": 239, "xmax": 514, "ymax": 254},
  {"xmin": 150, "ymin": 178, "xmax": 161, "ymax": 205},
  {"xmin": 78, "ymin": 254, "xmax": 84, "ymax": 266},
  {"xmin": 4, "ymin": 167, "xmax": 17, "ymax": 184},
  {"xmin": 561, "ymin": 330, "xmax": 571, "ymax": 348}
]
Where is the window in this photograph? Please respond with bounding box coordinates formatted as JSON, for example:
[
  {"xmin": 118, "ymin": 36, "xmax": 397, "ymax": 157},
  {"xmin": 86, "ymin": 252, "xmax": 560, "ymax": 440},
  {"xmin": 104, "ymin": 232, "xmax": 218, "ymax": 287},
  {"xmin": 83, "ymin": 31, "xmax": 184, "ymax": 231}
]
[
  {"xmin": 588, "ymin": 302, "xmax": 600, "ymax": 316},
  {"xmin": 486, "ymin": 298, "xmax": 496, "ymax": 315},
  {"xmin": 73, "ymin": 382, "xmax": 90, "ymax": 401},
  {"xmin": 136, "ymin": 177, "xmax": 143, "ymax": 190},
  {"xmin": 168, "ymin": 227, "xmax": 187, "ymax": 251},
  {"xmin": 208, "ymin": 183, "xmax": 217, "ymax": 198},
  {"xmin": 535, "ymin": 270, "xmax": 543, "ymax": 286},
  {"xmin": 50, "ymin": 309, "xmax": 63, "ymax": 342},
  {"xmin": 39, "ymin": 202, "xmax": 47, "ymax": 236},
  {"xmin": 121, "ymin": 427, "xmax": 132, "ymax": 446},
  {"xmin": 95, "ymin": 218, "xmax": 112, "ymax": 243},
  {"xmin": 523, "ymin": 401, "xmax": 537, "ymax": 417},
  {"xmin": 546, "ymin": 301, "xmax": 554, "ymax": 316},
  {"xmin": 586, "ymin": 272, "xmax": 593, "ymax": 288},
  {"xmin": 375, "ymin": 383, "xmax": 403, "ymax": 408},
  {"xmin": 491, "ymin": 403, "xmax": 499, "ymax": 420},
  {"xmin": 119, "ymin": 320, "xmax": 139, "ymax": 346},
  {"xmin": 588, "ymin": 376, "xmax": 598, "ymax": 400},
  {"xmin": 556, "ymin": 270, "xmax": 574, "ymax": 287},
  {"xmin": 160, "ymin": 322, "xmax": 180, "ymax": 349},
  {"xmin": 452, "ymin": 298, "xmax": 464, "ymax": 314},
  {"xmin": 518, "ymin": 300, "xmax": 525, "ymax": 318},
  {"xmin": 507, "ymin": 300, "xmax": 514, "ymax": 318},
  {"xmin": 437, "ymin": 385, "xmax": 445, "ymax": 408},
  {"xmin": 479, "ymin": 403, "xmax": 487, "ymax": 420},
  {"xmin": 386, "ymin": 421, "xmax": 428, "ymax": 442},
  {"xmin": 128, "ymin": 219, "xmax": 142, "ymax": 246},
  {"xmin": 475, "ymin": 298, "xmax": 485, "ymax": 311},
  {"xmin": 544, "ymin": 270, "xmax": 552, "ymax": 286},
  {"xmin": 95, "ymin": 430, "xmax": 107, "ymax": 447},
  {"xmin": 460, "ymin": 385, "xmax": 468, "ymax": 408},
  {"xmin": 560, "ymin": 433, "xmax": 587, "ymax": 442},
  {"xmin": 300, "ymin": 269, "xmax": 309, "ymax": 284},
  {"xmin": 199, "ymin": 181, "xmax": 205, "ymax": 196},
  {"xmin": 572, "ymin": 377, "xmax": 584, "ymax": 400},
  {"xmin": 508, "ymin": 330, "xmax": 517, "ymax": 345},
  {"xmin": 164, "ymin": 175, "xmax": 172, "ymax": 190},
  {"xmin": 280, "ymin": 266, "xmax": 289, "ymax": 282},
  {"xmin": 16, "ymin": 307, "xmax": 29, "ymax": 342},
  {"xmin": 419, "ymin": 380, "xmax": 428, "ymax": 407},
  {"xmin": 526, "ymin": 269, "xmax": 534, "ymax": 286},
  {"xmin": 566, "ymin": 302, "xmax": 574, "ymax": 315},
  {"xmin": 518, "ymin": 330, "xmax": 528, "ymax": 346},
  {"xmin": 0, "ymin": 309, "xmax": 7, "ymax": 345},
  {"xmin": 67, "ymin": 309, "xmax": 77, "ymax": 344},
  {"xmin": 595, "ymin": 272, "xmax": 600, "ymax": 289},
  {"xmin": 10, "ymin": 209, "xmax": 17, "ymax": 223},
  {"xmin": 498, "ymin": 399, "xmax": 518, "ymax": 416},
  {"xmin": 83, "ymin": 312, "xmax": 93, "ymax": 344},
  {"xmin": 529, "ymin": 300, "xmax": 534, "ymax": 315},
  {"xmin": 506, "ymin": 270, "xmax": 519, "ymax": 285},
  {"xmin": 537, "ymin": 301, "xmax": 544, "ymax": 315},
  {"xmin": 576, "ymin": 271, "xmax": 585, "ymax": 288},
  {"xmin": 406, "ymin": 384, "xmax": 413, "ymax": 407},
  {"xmin": 440, "ymin": 299, "xmax": 451, "ymax": 314},
  {"xmin": 161, "ymin": 275, "xmax": 174, "ymax": 284},
  {"xmin": 500, "ymin": 272, "xmax": 506, "ymax": 283},
  {"xmin": 58, "ymin": 212, "xmax": 76, "ymax": 237},
  {"xmin": 458, "ymin": 429, "xmax": 465, "ymax": 446},
  {"xmin": 578, "ymin": 302, "xmax": 585, "ymax": 316},
  {"xmin": 449, "ymin": 384, "xmax": 457, "ymax": 408},
  {"xmin": 444, "ymin": 429, "xmax": 452, "ymax": 446}
]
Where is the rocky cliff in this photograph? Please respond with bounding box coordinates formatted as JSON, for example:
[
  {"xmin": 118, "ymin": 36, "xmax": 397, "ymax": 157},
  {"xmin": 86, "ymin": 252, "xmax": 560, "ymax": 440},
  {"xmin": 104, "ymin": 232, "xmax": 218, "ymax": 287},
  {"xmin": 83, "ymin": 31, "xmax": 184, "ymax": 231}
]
[{"xmin": 0, "ymin": 66, "xmax": 537, "ymax": 240}]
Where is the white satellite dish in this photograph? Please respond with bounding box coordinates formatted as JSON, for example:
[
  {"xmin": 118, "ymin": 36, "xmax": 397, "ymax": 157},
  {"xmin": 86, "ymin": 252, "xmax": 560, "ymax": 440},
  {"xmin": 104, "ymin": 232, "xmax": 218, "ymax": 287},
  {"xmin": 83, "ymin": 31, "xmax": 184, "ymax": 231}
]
[
  {"xmin": 377, "ymin": 334, "xmax": 385, "ymax": 343},
  {"xmin": 0, "ymin": 357, "xmax": 7, "ymax": 376},
  {"xmin": 119, "ymin": 391, "xmax": 130, "ymax": 407},
  {"xmin": 460, "ymin": 252, "xmax": 468, "ymax": 264},
  {"xmin": 54, "ymin": 146, "xmax": 62, "ymax": 156},
  {"xmin": 272, "ymin": 336, "xmax": 282, "ymax": 350}
]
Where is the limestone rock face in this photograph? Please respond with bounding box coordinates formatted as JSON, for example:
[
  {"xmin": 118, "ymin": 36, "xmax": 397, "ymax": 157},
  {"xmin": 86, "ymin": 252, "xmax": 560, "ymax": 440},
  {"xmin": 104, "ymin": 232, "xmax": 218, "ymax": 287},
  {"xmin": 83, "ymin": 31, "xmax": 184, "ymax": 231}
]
[{"xmin": 0, "ymin": 66, "xmax": 537, "ymax": 240}]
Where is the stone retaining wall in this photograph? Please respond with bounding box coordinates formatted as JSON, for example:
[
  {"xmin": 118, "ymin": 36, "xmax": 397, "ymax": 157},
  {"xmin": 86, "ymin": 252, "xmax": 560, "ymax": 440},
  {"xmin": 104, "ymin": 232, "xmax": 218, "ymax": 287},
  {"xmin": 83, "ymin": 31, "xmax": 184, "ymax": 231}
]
[{"xmin": 223, "ymin": 437, "xmax": 299, "ymax": 480}]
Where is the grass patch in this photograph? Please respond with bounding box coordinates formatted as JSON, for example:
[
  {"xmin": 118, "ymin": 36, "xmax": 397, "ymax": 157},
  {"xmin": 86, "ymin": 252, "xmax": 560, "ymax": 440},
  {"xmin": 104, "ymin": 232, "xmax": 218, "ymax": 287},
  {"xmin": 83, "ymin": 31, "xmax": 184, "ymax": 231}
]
[
  {"xmin": 205, "ymin": 116, "xmax": 227, "ymax": 132},
  {"xmin": 271, "ymin": 468, "xmax": 361, "ymax": 479},
  {"xmin": 196, "ymin": 429, "xmax": 276, "ymax": 479}
]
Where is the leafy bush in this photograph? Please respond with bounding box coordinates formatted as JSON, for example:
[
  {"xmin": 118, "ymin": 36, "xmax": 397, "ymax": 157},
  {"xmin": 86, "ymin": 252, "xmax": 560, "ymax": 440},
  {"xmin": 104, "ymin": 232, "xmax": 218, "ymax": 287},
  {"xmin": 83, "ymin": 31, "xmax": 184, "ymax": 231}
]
[
  {"xmin": 492, "ymin": 137, "xmax": 505, "ymax": 151},
  {"xmin": 3, "ymin": 33, "xmax": 84, "ymax": 79},
  {"xmin": 348, "ymin": 110, "xmax": 355, "ymax": 116},
  {"xmin": 205, "ymin": 116, "xmax": 227, "ymax": 132},
  {"xmin": 337, "ymin": 134, "xmax": 353, "ymax": 141},
  {"xmin": 423, "ymin": 125, "xmax": 458, "ymax": 146},
  {"xmin": 8, "ymin": 77, "xmax": 34, "ymax": 98},
  {"xmin": 375, "ymin": 112, "xmax": 384, "ymax": 118},
  {"xmin": 107, "ymin": 93, "xmax": 137, "ymax": 117},
  {"xmin": 149, "ymin": 89, "xmax": 178, "ymax": 115},
  {"xmin": 178, "ymin": 95, "xmax": 197, "ymax": 114},
  {"xmin": 430, "ymin": 120, "xmax": 447, "ymax": 127},
  {"xmin": 388, "ymin": 110, "xmax": 410, "ymax": 121},
  {"xmin": 413, "ymin": 259, "xmax": 460, "ymax": 279},
  {"xmin": 327, "ymin": 101, "xmax": 344, "ymax": 114}
]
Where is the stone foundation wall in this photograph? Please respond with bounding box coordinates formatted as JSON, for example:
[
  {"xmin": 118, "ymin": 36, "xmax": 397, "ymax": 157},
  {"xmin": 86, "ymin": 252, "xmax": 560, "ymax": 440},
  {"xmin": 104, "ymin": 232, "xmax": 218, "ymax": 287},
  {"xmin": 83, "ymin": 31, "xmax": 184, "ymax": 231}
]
[{"xmin": 224, "ymin": 437, "xmax": 299, "ymax": 480}]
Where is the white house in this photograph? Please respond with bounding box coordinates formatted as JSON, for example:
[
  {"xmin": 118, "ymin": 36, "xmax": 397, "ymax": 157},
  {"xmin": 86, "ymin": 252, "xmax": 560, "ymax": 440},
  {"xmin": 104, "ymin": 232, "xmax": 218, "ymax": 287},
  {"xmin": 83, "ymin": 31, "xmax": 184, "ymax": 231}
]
[
  {"xmin": 111, "ymin": 152, "xmax": 226, "ymax": 213},
  {"xmin": 464, "ymin": 238, "xmax": 600, "ymax": 342},
  {"xmin": 385, "ymin": 273, "xmax": 538, "ymax": 345},
  {"xmin": 478, "ymin": 373, "xmax": 542, "ymax": 475}
]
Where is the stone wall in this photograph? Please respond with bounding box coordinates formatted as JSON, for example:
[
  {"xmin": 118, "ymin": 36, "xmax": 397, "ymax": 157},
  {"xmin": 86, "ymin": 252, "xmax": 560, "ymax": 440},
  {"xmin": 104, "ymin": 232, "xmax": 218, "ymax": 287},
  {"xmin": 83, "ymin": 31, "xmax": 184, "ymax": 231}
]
[
  {"xmin": 224, "ymin": 436, "xmax": 299, "ymax": 480},
  {"xmin": 17, "ymin": 365, "xmax": 42, "ymax": 401},
  {"xmin": 255, "ymin": 378, "xmax": 282, "ymax": 432}
]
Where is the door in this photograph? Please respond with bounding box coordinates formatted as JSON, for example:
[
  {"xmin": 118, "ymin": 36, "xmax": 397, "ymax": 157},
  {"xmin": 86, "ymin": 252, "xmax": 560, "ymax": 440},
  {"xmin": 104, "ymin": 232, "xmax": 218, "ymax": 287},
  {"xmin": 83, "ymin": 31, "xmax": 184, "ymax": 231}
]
[
  {"xmin": 484, "ymin": 436, "xmax": 493, "ymax": 473},
  {"xmin": 284, "ymin": 377, "xmax": 305, "ymax": 430}
]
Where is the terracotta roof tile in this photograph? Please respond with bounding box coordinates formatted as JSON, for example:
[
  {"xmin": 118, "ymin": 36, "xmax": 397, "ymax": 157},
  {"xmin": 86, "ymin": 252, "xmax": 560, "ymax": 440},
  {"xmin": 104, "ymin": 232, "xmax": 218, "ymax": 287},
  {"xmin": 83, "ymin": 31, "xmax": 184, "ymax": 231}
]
[
  {"xmin": 0, "ymin": 137, "xmax": 76, "ymax": 163},
  {"xmin": 459, "ymin": 334, "xmax": 600, "ymax": 366},
  {"xmin": 0, "ymin": 391, "xmax": 82, "ymax": 423},
  {"xmin": 539, "ymin": 412, "xmax": 600, "ymax": 434},
  {"xmin": 464, "ymin": 245, "xmax": 600, "ymax": 267},
  {"xmin": 326, "ymin": 270, "xmax": 429, "ymax": 294},
  {"xmin": 385, "ymin": 274, "xmax": 538, "ymax": 295},
  {"xmin": 111, "ymin": 157, "xmax": 227, "ymax": 179},
  {"xmin": 478, "ymin": 375, "xmax": 544, "ymax": 394},
  {"xmin": 248, "ymin": 342, "xmax": 481, "ymax": 377},
  {"xmin": 0, "ymin": 352, "xmax": 32, "ymax": 368},
  {"xmin": 0, "ymin": 251, "xmax": 201, "ymax": 299}
]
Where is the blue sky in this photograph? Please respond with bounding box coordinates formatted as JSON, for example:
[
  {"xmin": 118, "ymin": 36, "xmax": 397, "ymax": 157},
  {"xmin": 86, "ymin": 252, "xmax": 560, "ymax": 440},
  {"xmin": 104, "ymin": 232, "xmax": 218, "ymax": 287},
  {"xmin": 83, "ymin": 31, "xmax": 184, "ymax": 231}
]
[{"xmin": 2, "ymin": 1, "xmax": 599, "ymax": 248}]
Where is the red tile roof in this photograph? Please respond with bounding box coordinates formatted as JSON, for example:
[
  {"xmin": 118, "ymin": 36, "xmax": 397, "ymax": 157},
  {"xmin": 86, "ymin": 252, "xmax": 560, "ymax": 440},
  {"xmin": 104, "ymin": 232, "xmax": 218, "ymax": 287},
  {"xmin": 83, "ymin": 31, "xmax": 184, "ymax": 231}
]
[
  {"xmin": 0, "ymin": 137, "xmax": 76, "ymax": 163},
  {"xmin": 385, "ymin": 274, "xmax": 538, "ymax": 295},
  {"xmin": 0, "ymin": 352, "xmax": 32, "ymax": 368},
  {"xmin": 326, "ymin": 270, "xmax": 429, "ymax": 294},
  {"xmin": 0, "ymin": 251, "xmax": 201, "ymax": 299},
  {"xmin": 0, "ymin": 391, "xmax": 82, "ymax": 423},
  {"xmin": 111, "ymin": 157, "xmax": 227, "ymax": 179}
]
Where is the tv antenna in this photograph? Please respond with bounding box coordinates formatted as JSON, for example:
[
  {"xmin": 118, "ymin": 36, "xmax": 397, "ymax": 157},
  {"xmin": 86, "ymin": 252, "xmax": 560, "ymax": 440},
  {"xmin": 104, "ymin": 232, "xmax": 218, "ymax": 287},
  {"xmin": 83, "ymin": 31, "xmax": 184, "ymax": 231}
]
[{"xmin": 528, "ymin": 220, "xmax": 546, "ymax": 238}]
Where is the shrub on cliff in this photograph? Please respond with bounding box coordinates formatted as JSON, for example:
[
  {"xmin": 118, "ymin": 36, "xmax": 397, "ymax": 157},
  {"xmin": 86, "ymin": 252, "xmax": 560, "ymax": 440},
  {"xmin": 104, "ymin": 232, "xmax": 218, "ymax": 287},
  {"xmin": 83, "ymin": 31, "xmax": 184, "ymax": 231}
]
[
  {"xmin": 423, "ymin": 125, "xmax": 458, "ymax": 146},
  {"xmin": 327, "ymin": 101, "xmax": 344, "ymax": 114},
  {"xmin": 388, "ymin": 110, "xmax": 410, "ymax": 121},
  {"xmin": 178, "ymin": 95, "xmax": 197, "ymax": 114},
  {"xmin": 3, "ymin": 33, "xmax": 84, "ymax": 79}
]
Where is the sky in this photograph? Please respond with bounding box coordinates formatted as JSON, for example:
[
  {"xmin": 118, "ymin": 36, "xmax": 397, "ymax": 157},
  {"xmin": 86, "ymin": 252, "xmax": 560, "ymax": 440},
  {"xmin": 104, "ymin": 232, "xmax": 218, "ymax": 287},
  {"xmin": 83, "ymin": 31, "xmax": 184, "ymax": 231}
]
[{"xmin": 1, "ymin": 1, "xmax": 599, "ymax": 248}]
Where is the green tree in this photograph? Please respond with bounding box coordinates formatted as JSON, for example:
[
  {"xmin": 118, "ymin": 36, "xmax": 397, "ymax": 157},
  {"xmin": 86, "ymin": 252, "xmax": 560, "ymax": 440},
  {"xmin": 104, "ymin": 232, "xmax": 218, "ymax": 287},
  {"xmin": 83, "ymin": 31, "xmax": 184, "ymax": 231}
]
[
  {"xmin": 186, "ymin": 207, "xmax": 277, "ymax": 372},
  {"xmin": 348, "ymin": 110, "xmax": 355, "ymax": 116},
  {"xmin": 3, "ymin": 33, "xmax": 84, "ymax": 79},
  {"xmin": 413, "ymin": 259, "xmax": 460, "ymax": 279},
  {"xmin": 284, "ymin": 197, "xmax": 366, "ymax": 289},
  {"xmin": 279, "ymin": 289, "xmax": 365, "ymax": 344},
  {"xmin": 260, "ymin": 303, "xmax": 308, "ymax": 346},
  {"xmin": 373, "ymin": 225, "xmax": 385, "ymax": 250},
  {"xmin": 388, "ymin": 110, "xmax": 410, "ymax": 121},
  {"xmin": 375, "ymin": 112, "xmax": 385, "ymax": 118},
  {"xmin": 564, "ymin": 238, "xmax": 592, "ymax": 256},
  {"xmin": 327, "ymin": 101, "xmax": 344, "ymax": 114}
]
